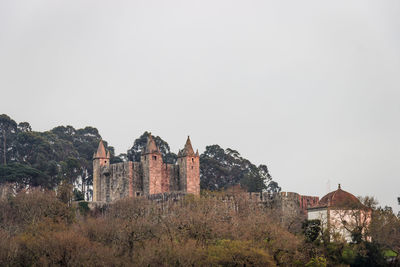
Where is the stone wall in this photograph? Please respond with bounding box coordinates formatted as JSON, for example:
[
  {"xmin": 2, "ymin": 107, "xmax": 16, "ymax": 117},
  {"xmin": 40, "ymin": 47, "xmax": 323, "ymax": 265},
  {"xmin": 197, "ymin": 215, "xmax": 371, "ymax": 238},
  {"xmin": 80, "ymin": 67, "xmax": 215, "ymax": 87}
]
[
  {"xmin": 88, "ymin": 191, "xmax": 319, "ymax": 219},
  {"xmin": 106, "ymin": 162, "xmax": 132, "ymax": 202}
]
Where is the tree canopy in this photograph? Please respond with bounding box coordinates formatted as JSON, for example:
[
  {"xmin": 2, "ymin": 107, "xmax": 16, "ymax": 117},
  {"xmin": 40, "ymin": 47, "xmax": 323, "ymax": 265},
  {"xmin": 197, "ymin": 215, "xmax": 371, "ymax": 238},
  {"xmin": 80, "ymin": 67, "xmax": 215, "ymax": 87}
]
[{"xmin": 200, "ymin": 144, "xmax": 280, "ymax": 192}]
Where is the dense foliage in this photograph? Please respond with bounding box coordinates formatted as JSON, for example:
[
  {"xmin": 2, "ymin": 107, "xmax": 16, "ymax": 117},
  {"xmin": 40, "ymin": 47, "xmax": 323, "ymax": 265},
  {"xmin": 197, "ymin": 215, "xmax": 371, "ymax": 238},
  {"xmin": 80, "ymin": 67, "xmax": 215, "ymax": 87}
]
[
  {"xmin": 0, "ymin": 114, "xmax": 120, "ymax": 198},
  {"xmin": 200, "ymin": 145, "xmax": 281, "ymax": 192}
]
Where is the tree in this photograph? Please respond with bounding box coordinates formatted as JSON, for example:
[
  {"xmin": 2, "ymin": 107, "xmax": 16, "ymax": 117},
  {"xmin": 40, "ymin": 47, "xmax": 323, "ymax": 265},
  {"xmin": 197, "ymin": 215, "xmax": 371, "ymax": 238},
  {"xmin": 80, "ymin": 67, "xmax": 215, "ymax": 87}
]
[
  {"xmin": 200, "ymin": 145, "xmax": 279, "ymax": 192},
  {"xmin": 302, "ymin": 219, "xmax": 322, "ymax": 243},
  {"xmin": 17, "ymin": 122, "xmax": 31, "ymax": 133},
  {"xmin": 0, "ymin": 163, "xmax": 52, "ymax": 189},
  {"xmin": 0, "ymin": 114, "xmax": 17, "ymax": 165},
  {"xmin": 370, "ymin": 206, "xmax": 400, "ymax": 256},
  {"xmin": 0, "ymin": 115, "xmax": 109, "ymax": 197}
]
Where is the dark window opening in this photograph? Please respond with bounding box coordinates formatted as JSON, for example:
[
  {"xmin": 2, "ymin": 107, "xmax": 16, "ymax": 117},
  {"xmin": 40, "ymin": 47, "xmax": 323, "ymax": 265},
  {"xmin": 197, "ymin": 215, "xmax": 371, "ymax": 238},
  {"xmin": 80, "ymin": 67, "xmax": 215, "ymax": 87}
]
[
  {"xmin": 191, "ymin": 166, "xmax": 193, "ymax": 169},
  {"xmin": 192, "ymin": 158, "xmax": 194, "ymax": 163},
  {"xmin": 104, "ymin": 160, "xmax": 107, "ymax": 164},
  {"xmin": 153, "ymin": 156, "xmax": 157, "ymax": 160}
]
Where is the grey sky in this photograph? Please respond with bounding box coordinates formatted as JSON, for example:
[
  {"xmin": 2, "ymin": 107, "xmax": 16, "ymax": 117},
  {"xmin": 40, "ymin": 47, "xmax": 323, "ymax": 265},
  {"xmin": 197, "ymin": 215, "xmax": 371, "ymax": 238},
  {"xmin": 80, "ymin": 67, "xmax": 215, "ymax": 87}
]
[{"xmin": 1, "ymin": 1, "xmax": 399, "ymax": 211}]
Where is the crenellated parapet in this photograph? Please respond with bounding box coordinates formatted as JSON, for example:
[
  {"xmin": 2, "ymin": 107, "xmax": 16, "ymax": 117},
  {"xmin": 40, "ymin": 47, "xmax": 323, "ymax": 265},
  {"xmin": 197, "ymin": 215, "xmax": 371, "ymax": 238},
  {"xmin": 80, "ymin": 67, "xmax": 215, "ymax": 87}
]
[{"xmin": 92, "ymin": 134, "xmax": 200, "ymax": 203}]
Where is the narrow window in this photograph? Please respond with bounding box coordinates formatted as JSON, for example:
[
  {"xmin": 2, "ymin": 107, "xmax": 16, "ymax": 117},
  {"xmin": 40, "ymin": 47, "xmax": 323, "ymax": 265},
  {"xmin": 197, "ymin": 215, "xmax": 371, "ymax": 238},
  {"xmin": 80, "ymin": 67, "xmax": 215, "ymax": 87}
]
[
  {"xmin": 192, "ymin": 158, "xmax": 194, "ymax": 163},
  {"xmin": 153, "ymin": 156, "xmax": 157, "ymax": 160}
]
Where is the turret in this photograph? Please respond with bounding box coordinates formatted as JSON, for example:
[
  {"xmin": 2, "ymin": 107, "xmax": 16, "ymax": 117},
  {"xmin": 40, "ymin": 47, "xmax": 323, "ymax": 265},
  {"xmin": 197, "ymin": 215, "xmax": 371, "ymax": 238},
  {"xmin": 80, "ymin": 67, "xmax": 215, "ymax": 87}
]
[
  {"xmin": 141, "ymin": 133, "xmax": 163, "ymax": 195},
  {"xmin": 177, "ymin": 136, "xmax": 200, "ymax": 195},
  {"xmin": 93, "ymin": 140, "xmax": 110, "ymax": 201}
]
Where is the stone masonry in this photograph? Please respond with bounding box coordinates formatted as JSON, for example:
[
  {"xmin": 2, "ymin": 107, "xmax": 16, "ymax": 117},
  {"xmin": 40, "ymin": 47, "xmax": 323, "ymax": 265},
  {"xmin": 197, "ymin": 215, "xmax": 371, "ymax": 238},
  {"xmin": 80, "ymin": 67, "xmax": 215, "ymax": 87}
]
[{"xmin": 92, "ymin": 134, "xmax": 200, "ymax": 203}]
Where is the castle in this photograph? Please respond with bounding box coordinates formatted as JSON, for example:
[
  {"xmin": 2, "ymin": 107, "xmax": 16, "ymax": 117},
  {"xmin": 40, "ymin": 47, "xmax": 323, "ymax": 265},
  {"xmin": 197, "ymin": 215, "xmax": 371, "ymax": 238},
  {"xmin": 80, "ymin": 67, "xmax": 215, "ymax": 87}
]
[{"xmin": 92, "ymin": 134, "xmax": 200, "ymax": 202}]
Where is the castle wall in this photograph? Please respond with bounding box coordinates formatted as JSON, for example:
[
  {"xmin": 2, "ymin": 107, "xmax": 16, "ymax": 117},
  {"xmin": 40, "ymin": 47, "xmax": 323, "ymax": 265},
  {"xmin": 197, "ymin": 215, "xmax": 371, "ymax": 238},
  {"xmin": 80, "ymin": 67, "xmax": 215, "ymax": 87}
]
[
  {"xmin": 161, "ymin": 163, "xmax": 174, "ymax": 193},
  {"xmin": 106, "ymin": 162, "xmax": 132, "ymax": 202},
  {"xmin": 178, "ymin": 157, "xmax": 187, "ymax": 192},
  {"xmin": 131, "ymin": 162, "xmax": 142, "ymax": 196},
  {"xmin": 299, "ymin": 195, "xmax": 320, "ymax": 213},
  {"xmin": 92, "ymin": 138, "xmax": 201, "ymax": 203},
  {"xmin": 169, "ymin": 165, "xmax": 180, "ymax": 191}
]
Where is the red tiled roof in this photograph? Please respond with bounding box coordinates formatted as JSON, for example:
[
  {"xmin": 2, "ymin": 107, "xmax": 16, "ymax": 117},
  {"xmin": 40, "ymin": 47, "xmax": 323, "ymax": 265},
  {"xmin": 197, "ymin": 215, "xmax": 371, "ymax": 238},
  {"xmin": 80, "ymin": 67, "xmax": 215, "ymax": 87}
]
[{"xmin": 313, "ymin": 185, "xmax": 362, "ymax": 209}]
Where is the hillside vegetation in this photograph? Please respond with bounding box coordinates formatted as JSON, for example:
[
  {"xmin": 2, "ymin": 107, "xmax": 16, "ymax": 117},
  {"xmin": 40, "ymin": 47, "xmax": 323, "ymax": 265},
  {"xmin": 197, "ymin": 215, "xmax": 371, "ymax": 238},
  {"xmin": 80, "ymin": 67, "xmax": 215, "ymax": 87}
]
[{"xmin": 0, "ymin": 189, "xmax": 398, "ymax": 266}]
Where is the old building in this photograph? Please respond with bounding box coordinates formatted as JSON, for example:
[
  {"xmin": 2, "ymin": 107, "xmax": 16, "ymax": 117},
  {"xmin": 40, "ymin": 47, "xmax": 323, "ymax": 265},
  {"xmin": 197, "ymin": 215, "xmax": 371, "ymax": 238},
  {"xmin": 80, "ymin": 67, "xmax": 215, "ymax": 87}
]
[
  {"xmin": 92, "ymin": 134, "xmax": 200, "ymax": 203},
  {"xmin": 308, "ymin": 185, "xmax": 371, "ymax": 242}
]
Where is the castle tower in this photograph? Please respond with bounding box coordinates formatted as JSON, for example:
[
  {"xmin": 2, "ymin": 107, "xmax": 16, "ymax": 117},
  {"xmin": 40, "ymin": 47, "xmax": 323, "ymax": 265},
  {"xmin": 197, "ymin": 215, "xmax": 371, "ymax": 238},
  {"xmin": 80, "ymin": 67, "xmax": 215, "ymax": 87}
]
[
  {"xmin": 93, "ymin": 140, "xmax": 110, "ymax": 201},
  {"xmin": 177, "ymin": 136, "xmax": 200, "ymax": 195},
  {"xmin": 141, "ymin": 133, "xmax": 163, "ymax": 195}
]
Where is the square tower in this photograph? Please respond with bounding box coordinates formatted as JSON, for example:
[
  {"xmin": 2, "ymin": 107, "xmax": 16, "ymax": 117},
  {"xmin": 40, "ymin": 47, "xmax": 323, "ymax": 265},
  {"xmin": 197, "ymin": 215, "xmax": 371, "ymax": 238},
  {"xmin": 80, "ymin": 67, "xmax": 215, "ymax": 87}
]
[
  {"xmin": 141, "ymin": 134, "xmax": 163, "ymax": 195},
  {"xmin": 177, "ymin": 136, "xmax": 200, "ymax": 195}
]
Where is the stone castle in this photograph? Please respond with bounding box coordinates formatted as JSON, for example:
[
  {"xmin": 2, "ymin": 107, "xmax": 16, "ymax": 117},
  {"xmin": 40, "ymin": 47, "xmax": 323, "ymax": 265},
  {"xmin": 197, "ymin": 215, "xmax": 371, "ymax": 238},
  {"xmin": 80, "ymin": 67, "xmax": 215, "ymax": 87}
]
[{"xmin": 93, "ymin": 134, "xmax": 200, "ymax": 202}]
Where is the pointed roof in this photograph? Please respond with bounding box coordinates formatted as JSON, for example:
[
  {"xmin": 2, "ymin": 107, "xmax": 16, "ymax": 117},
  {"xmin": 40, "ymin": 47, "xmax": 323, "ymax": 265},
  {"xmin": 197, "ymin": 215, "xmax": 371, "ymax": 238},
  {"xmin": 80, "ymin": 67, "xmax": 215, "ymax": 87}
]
[
  {"xmin": 144, "ymin": 133, "xmax": 160, "ymax": 154},
  {"xmin": 106, "ymin": 150, "xmax": 111, "ymax": 159},
  {"xmin": 180, "ymin": 136, "xmax": 195, "ymax": 157},
  {"xmin": 94, "ymin": 140, "xmax": 107, "ymax": 159}
]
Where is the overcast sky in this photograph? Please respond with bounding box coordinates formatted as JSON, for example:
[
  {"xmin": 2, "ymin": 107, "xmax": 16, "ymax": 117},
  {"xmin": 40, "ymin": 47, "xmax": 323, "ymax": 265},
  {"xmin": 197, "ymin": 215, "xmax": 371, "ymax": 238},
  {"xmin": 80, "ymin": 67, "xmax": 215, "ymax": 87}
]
[{"xmin": 1, "ymin": 1, "xmax": 399, "ymax": 211}]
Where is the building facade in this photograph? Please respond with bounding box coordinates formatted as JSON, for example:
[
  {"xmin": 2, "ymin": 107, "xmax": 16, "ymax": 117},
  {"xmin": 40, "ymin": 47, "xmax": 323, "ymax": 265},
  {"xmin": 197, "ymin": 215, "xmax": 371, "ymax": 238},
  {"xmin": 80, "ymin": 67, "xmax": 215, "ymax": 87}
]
[
  {"xmin": 308, "ymin": 185, "xmax": 371, "ymax": 242},
  {"xmin": 92, "ymin": 134, "xmax": 200, "ymax": 202}
]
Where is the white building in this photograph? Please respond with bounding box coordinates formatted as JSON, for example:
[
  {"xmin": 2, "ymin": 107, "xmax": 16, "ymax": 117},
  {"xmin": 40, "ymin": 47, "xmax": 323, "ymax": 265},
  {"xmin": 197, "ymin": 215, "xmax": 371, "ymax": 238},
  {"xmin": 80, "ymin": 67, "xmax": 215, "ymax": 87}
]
[{"xmin": 308, "ymin": 185, "xmax": 371, "ymax": 242}]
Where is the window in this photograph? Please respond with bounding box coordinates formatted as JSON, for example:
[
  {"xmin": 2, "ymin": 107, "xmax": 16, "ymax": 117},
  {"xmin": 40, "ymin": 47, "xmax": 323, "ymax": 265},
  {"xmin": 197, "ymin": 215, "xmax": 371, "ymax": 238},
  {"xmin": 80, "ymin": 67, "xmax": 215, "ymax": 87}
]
[
  {"xmin": 104, "ymin": 160, "xmax": 107, "ymax": 164},
  {"xmin": 153, "ymin": 156, "xmax": 157, "ymax": 160},
  {"xmin": 192, "ymin": 158, "xmax": 194, "ymax": 163}
]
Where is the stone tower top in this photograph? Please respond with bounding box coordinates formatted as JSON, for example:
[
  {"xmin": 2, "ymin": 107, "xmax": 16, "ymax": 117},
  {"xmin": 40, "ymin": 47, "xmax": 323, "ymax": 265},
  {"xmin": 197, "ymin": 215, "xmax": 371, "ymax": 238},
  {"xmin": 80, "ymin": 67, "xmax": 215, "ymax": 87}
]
[
  {"xmin": 94, "ymin": 140, "xmax": 109, "ymax": 159},
  {"xmin": 144, "ymin": 133, "xmax": 161, "ymax": 154},
  {"xmin": 180, "ymin": 136, "xmax": 195, "ymax": 157}
]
